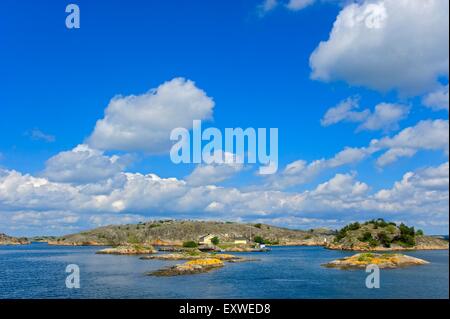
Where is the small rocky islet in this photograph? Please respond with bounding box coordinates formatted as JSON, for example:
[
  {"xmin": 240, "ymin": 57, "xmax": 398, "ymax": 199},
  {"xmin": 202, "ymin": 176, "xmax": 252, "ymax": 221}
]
[
  {"xmin": 145, "ymin": 252, "xmax": 259, "ymax": 276},
  {"xmin": 148, "ymin": 258, "xmax": 226, "ymax": 276},
  {"xmin": 324, "ymin": 253, "xmax": 429, "ymax": 269}
]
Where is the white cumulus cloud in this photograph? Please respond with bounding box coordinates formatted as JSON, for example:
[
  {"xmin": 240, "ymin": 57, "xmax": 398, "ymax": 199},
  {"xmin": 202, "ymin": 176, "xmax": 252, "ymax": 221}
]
[
  {"xmin": 372, "ymin": 119, "xmax": 449, "ymax": 166},
  {"xmin": 0, "ymin": 161, "xmax": 448, "ymax": 235},
  {"xmin": 423, "ymin": 84, "xmax": 449, "ymax": 112},
  {"xmin": 87, "ymin": 78, "xmax": 214, "ymax": 153},
  {"xmin": 356, "ymin": 103, "xmax": 410, "ymax": 132},
  {"xmin": 266, "ymin": 146, "xmax": 370, "ymax": 189},
  {"xmin": 310, "ymin": 0, "xmax": 449, "ymax": 95},
  {"xmin": 321, "ymin": 97, "xmax": 409, "ymax": 132},
  {"xmin": 321, "ymin": 97, "xmax": 369, "ymax": 126},
  {"xmin": 42, "ymin": 144, "xmax": 131, "ymax": 184}
]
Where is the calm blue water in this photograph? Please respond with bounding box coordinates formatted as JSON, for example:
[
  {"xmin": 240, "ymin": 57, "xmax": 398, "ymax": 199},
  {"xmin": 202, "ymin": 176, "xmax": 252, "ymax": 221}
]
[{"xmin": 0, "ymin": 243, "xmax": 448, "ymax": 299}]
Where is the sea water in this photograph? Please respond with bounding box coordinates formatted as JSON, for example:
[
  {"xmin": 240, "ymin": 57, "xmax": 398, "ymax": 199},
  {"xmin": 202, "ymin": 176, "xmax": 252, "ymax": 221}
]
[{"xmin": 0, "ymin": 243, "xmax": 447, "ymax": 299}]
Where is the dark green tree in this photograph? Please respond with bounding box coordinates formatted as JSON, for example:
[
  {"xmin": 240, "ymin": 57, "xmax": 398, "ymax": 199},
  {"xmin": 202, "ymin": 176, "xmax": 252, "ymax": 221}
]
[
  {"xmin": 183, "ymin": 241, "xmax": 198, "ymax": 248},
  {"xmin": 254, "ymin": 236, "xmax": 265, "ymax": 244},
  {"xmin": 211, "ymin": 236, "xmax": 220, "ymax": 245}
]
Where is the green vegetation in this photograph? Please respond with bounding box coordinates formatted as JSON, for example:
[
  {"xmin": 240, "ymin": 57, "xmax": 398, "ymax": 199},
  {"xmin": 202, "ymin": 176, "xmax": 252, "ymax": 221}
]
[
  {"xmin": 253, "ymin": 236, "xmax": 279, "ymax": 245},
  {"xmin": 183, "ymin": 241, "xmax": 198, "ymax": 248},
  {"xmin": 359, "ymin": 231, "xmax": 372, "ymax": 242},
  {"xmin": 358, "ymin": 231, "xmax": 389, "ymax": 247},
  {"xmin": 386, "ymin": 224, "xmax": 397, "ymax": 234},
  {"xmin": 364, "ymin": 218, "xmax": 396, "ymax": 228},
  {"xmin": 335, "ymin": 220, "xmax": 419, "ymax": 248},
  {"xmin": 185, "ymin": 250, "xmax": 201, "ymax": 256},
  {"xmin": 334, "ymin": 222, "xmax": 361, "ymax": 242},
  {"xmin": 348, "ymin": 222, "xmax": 361, "ymax": 230},
  {"xmin": 394, "ymin": 223, "xmax": 416, "ymax": 247},
  {"xmin": 211, "ymin": 236, "xmax": 220, "ymax": 245},
  {"xmin": 357, "ymin": 253, "xmax": 374, "ymax": 262},
  {"xmin": 254, "ymin": 223, "xmax": 262, "ymax": 229},
  {"xmin": 254, "ymin": 236, "xmax": 265, "ymax": 244},
  {"xmin": 377, "ymin": 232, "xmax": 391, "ymax": 248}
]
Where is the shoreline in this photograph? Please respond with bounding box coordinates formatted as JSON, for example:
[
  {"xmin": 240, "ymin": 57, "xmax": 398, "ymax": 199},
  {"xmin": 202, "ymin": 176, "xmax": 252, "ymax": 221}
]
[{"xmin": 2, "ymin": 241, "xmax": 449, "ymax": 252}]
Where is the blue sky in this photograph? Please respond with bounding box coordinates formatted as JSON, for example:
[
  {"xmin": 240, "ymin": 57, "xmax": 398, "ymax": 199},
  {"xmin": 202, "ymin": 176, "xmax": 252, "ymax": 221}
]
[{"xmin": 0, "ymin": 0, "xmax": 448, "ymax": 236}]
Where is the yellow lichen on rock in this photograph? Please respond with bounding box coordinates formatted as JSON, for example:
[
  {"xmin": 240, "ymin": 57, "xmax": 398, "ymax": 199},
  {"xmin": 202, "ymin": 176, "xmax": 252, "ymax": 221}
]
[{"xmin": 185, "ymin": 258, "xmax": 223, "ymax": 266}]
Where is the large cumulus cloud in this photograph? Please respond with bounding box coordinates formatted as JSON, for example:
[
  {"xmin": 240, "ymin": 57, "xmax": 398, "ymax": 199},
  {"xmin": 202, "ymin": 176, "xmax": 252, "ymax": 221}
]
[
  {"xmin": 310, "ymin": 0, "xmax": 449, "ymax": 95},
  {"xmin": 87, "ymin": 78, "xmax": 215, "ymax": 153}
]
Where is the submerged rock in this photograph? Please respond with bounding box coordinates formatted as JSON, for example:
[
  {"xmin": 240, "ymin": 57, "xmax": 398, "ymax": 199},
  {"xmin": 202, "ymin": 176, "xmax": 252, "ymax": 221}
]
[{"xmin": 323, "ymin": 253, "xmax": 429, "ymax": 269}]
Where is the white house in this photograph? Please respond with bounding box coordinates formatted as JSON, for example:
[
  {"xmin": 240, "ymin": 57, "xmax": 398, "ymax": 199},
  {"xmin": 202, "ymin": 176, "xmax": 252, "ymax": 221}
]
[
  {"xmin": 234, "ymin": 238, "xmax": 247, "ymax": 245},
  {"xmin": 198, "ymin": 234, "xmax": 216, "ymax": 245}
]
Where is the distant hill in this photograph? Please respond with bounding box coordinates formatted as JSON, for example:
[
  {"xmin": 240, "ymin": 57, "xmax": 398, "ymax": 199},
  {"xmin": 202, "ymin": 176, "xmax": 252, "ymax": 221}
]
[
  {"xmin": 48, "ymin": 220, "xmax": 335, "ymax": 246},
  {"xmin": 430, "ymin": 235, "xmax": 449, "ymax": 241},
  {"xmin": 0, "ymin": 233, "xmax": 29, "ymax": 245},
  {"xmin": 326, "ymin": 219, "xmax": 448, "ymax": 251}
]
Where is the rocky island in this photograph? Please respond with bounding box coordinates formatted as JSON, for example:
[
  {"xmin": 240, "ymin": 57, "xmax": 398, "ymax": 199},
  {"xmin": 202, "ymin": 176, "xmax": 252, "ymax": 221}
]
[
  {"xmin": 324, "ymin": 253, "xmax": 429, "ymax": 269},
  {"xmin": 149, "ymin": 258, "xmax": 226, "ymax": 276},
  {"xmin": 146, "ymin": 252, "xmax": 257, "ymax": 276},
  {"xmin": 0, "ymin": 233, "xmax": 29, "ymax": 245},
  {"xmin": 46, "ymin": 220, "xmax": 334, "ymax": 249},
  {"xmin": 326, "ymin": 219, "xmax": 448, "ymax": 251}
]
